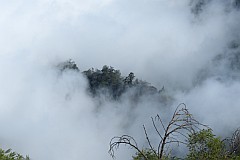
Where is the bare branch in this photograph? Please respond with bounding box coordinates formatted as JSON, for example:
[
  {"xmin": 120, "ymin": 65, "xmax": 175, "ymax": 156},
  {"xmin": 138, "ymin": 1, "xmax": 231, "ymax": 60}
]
[
  {"xmin": 143, "ymin": 125, "xmax": 157, "ymax": 156},
  {"xmin": 109, "ymin": 135, "xmax": 148, "ymax": 160},
  {"xmin": 151, "ymin": 117, "xmax": 163, "ymax": 141},
  {"xmin": 156, "ymin": 115, "xmax": 166, "ymax": 132},
  {"xmin": 225, "ymin": 128, "xmax": 240, "ymax": 155},
  {"xmin": 109, "ymin": 103, "xmax": 207, "ymax": 160}
]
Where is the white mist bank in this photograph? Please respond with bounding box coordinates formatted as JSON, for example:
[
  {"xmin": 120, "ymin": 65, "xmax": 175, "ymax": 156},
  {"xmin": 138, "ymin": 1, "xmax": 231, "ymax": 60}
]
[
  {"xmin": 0, "ymin": 58, "xmax": 167, "ymax": 159},
  {"xmin": 0, "ymin": 0, "xmax": 240, "ymax": 159}
]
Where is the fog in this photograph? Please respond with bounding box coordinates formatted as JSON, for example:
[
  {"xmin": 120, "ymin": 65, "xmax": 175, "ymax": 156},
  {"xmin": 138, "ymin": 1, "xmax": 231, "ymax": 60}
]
[{"xmin": 0, "ymin": 0, "xmax": 240, "ymax": 159}]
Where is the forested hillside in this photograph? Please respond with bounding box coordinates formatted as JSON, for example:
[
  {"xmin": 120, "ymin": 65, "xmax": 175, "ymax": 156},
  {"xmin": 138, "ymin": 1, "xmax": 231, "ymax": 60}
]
[
  {"xmin": 58, "ymin": 60, "xmax": 169, "ymax": 102},
  {"xmin": 2, "ymin": 59, "xmax": 240, "ymax": 160},
  {"xmin": 56, "ymin": 60, "xmax": 240, "ymax": 160},
  {"xmin": 1, "ymin": 0, "xmax": 240, "ymax": 160}
]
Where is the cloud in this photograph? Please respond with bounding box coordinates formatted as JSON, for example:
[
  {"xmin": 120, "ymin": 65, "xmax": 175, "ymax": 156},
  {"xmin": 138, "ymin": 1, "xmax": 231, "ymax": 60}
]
[{"xmin": 0, "ymin": 0, "xmax": 240, "ymax": 159}]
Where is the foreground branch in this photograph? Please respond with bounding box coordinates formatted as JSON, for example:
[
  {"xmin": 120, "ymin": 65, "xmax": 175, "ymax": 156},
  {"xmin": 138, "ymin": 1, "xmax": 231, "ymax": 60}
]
[{"xmin": 109, "ymin": 103, "xmax": 207, "ymax": 160}]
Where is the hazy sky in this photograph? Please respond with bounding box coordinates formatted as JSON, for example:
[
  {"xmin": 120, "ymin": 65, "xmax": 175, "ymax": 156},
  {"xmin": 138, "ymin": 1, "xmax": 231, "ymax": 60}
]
[{"xmin": 0, "ymin": 0, "xmax": 240, "ymax": 159}]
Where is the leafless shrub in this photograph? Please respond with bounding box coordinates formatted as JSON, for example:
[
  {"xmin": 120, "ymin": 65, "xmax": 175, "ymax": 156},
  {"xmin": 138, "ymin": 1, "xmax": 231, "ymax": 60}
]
[
  {"xmin": 225, "ymin": 128, "xmax": 240, "ymax": 156},
  {"xmin": 109, "ymin": 103, "xmax": 207, "ymax": 160}
]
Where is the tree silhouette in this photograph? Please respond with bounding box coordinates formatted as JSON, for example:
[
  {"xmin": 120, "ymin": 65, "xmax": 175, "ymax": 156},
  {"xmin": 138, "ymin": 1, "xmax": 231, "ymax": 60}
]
[{"xmin": 109, "ymin": 103, "xmax": 207, "ymax": 160}]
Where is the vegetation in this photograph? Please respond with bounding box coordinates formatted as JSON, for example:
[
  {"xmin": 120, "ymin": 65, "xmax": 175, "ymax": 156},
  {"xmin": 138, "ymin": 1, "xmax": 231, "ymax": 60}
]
[
  {"xmin": 109, "ymin": 104, "xmax": 240, "ymax": 160},
  {"xmin": 186, "ymin": 129, "xmax": 227, "ymax": 160},
  {"xmin": 57, "ymin": 59, "xmax": 79, "ymax": 72},
  {"xmin": 131, "ymin": 129, "xmax": 240, "ymax": 160},
  {"xmin": 133, "ymin": 149, "xmax": 158, "ymax": 160},
  {"xmin": 109, "ymin": 104, "xmax": 206, "ymax": 159},
  {"xmin": 58, "ymin": 60, "xmax": 170, "ymax": 102},
  {"xmin": 1, "ymin": 60, "xmax": 240, "ymax": 159},
  {"xmin": 0, "ymin": 148, "xmax": 29, "ymax": 160},
  {"xmin": 82, "ymin": 65, "xmax": 161, "ymax": 100},
  {"xmin": 83, "ymin": 65, "xmax": 123, "ymax": 98},
  {"xmin": 57, "ymin": 60, "xmax": 240, "ymax": 159}
]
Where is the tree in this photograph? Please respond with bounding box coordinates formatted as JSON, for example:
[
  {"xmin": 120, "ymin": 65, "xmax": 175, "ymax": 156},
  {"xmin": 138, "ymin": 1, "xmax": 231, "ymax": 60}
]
[
  {"xmin": 186, "ymin": 129, "xmax": 227, "ymax": 160},
  {"xmin": 133, "ymin": 149, "xmax": 159, "ymax": 160},
  {"xmin": 0, "ymin": 148, "xmax": 30, "ymax": 160},
  {"xmin": 57, "ymin": 59, "xmax": 79, "ymax": 72},
  {"xmin": 225, "ymin": 128, "xmax": 240, "ymax": 158},
  {"xmin": 57, "ymin": 61, "xmax": 172, "ymax": 102},
  {"xmin": 124, "ymin": 72, "xmax": 135, "ymax": 86},
  {"xmin": 83, "ymin": 65, "xmax": 123, "ymax": 99},
  {"xmin": 109, "ymin": 103, "xmax": 206, "ymax": 160}
]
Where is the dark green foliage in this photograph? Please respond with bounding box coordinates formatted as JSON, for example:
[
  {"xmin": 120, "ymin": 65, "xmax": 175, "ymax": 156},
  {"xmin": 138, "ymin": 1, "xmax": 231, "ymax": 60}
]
[
  {"xmin": 0, "ymin": 148, "xmax": 30, "ymax": 160},
  {"xmin": 132, "ymin": 149, "xmax": 179, "ymax": 160},
  {"xmin": 82, "ymin": 65, "xmax": 163, "ymax": 100},
  {"xmin": 57, "ymin": 59, "xmax": 79, "ymax": 72},
  {"xmin": 187, "ymin": 129, "xmax": 227, "ymax": 160},
  {"xmin": 131, "ymin": 129, "xmax": 239, "ymax": 160},
  {"xmin": 83, "ymin": 65, "xmax": 124, "ymax": 99},
  {"xmin": 109, "ymin": 104, "xmax": 208, "ymax": 160},
  {"xmin": 132, "ymin": 149, "xmax": 158, "ymax": 160},
  {"xmin": 124, "ymin": 72, "xmax": 135, "ymax": 86},
  {"xmin": 57, "ymin": 60, "xmax": 168, "ymax": 101},
  {"xmin": 109, "ymin": 103, "xmax": 240, "ymax": 160}
]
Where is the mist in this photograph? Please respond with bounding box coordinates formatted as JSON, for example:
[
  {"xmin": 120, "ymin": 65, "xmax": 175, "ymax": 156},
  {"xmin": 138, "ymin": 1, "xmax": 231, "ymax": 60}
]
[{"xmin": 0, "ymin": 0, "xmax": 240, "ymax": 159}]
